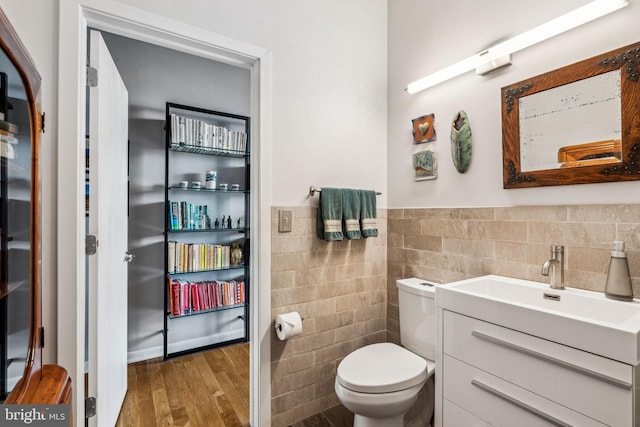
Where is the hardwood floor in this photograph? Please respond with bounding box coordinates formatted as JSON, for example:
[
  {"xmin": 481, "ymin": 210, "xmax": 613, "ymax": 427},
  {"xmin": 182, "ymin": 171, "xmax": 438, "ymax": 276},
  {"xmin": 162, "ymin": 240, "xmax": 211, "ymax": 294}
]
[{"xmin": 115, "ymin": 343, "xmax": 249, "ymax": 427}]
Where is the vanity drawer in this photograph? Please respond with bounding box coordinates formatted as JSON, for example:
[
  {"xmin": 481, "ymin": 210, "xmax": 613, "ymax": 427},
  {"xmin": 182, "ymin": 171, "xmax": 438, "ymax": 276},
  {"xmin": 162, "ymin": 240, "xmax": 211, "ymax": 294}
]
[
  {"xmin": 443, "ymin": 311, "xmax": 633, "ymax": 426},
  {"xmin": 443, "ymin": 399, "xmax": 490, "ymax": 427},
  {"xmin": 444, "ymin": 355, "xmax": 606, "ymax": 427}
]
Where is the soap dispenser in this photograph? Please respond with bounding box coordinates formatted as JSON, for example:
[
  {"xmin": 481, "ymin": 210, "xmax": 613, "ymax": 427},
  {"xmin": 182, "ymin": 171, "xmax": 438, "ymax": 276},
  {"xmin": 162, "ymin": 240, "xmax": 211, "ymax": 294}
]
[{"xmin": 604, "ymin": 241, "xmax": 634, "ymax": 301}]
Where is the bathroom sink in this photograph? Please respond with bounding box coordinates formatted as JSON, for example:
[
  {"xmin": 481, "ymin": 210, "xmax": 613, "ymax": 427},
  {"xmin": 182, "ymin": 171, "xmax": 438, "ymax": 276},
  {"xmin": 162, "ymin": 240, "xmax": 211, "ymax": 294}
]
[{"xmin": 436, "ymin": 275, "xmax": 640, "ymax": 365}]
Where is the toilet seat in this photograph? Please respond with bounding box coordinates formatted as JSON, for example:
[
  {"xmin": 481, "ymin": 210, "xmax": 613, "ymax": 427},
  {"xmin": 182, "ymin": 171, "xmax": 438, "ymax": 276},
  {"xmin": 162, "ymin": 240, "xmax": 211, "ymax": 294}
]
[{"xmin": 336, "ymin": 343, "xmax": 428, "ymax": 393}]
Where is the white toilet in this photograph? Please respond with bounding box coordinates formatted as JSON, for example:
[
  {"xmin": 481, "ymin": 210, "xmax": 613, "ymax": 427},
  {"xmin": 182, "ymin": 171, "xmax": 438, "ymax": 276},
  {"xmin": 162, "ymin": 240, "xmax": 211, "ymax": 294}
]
[{"xmin": 335, "ymin": 278, "xmax": 437, "ymax": 427}]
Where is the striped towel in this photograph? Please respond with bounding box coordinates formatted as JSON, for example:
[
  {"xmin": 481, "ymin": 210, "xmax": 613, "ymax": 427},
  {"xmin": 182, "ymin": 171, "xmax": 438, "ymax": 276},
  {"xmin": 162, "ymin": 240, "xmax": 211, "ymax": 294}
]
[
  {"xmin": 342, "ymin": 189, "xmax": 361, "ymax": 240},
  {"xmin": 360, "ymin": 190, "xmax": 378, "ymax": 238},
  {"xmin": 316, "ymin": 188, "xmax": 343, "ymax": 241}
]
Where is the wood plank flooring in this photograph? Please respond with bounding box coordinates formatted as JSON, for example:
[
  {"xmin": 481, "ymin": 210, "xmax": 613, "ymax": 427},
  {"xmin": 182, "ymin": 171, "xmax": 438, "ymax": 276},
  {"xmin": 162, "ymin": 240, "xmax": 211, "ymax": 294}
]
[{"xmin": 115, "ymin": 343, "xmax": 249, "ymax": 427}]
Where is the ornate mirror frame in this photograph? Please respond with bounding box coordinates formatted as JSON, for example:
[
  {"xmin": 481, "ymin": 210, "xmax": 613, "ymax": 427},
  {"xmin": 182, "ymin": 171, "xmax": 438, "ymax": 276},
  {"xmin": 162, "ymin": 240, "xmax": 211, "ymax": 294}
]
[{"xmin": 502, "ymin": 41, "xmax": 640, "ymax": 188}]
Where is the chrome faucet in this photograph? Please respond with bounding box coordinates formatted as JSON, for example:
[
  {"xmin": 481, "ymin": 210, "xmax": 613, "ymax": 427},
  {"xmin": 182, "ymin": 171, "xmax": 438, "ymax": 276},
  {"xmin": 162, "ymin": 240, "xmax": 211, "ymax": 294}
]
[{"xmin": 541, "ymin": 245, "xmax": 565, "ymax": 290}]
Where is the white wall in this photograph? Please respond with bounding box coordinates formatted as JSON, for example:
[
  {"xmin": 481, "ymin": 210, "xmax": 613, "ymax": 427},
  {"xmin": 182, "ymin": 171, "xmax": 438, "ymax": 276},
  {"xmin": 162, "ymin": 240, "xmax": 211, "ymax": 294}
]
[
  {"xmin": 388, "ymin": 0, "xmax": 640, "ymax": 208},
  {"xmin": 0, "ymin": 0, "xmax": 388, "ymax": 367},
  {"xmin": 116, "ymin": 0, "xmax": 389, "ymax": 207}
]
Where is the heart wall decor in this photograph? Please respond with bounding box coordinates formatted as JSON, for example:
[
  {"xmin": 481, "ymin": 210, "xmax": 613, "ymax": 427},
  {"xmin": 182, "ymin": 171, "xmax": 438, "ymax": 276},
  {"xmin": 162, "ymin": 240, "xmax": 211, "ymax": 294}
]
[{"xmin": 412, "ymin": 113, "xmax": 436, "ymax": 144}]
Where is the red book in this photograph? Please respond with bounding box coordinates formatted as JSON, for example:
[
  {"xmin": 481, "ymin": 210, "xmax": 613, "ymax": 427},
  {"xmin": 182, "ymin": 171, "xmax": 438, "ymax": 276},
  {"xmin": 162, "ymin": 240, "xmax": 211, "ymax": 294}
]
[
  {"xmin": 191, "ymin": 284, "xmax": 199, "ymax": 312},
  {"xmin": 202, "ymin": 283, "xmax": 210, "ymax": 310},
  {"xmin": 197, "ymin": 283, "xmax": 205, "ymax": 311},
  {"xmin": 182, "ymin": 282, "xmax": 190, "ymax": 314},
  {"xmin": 212, "ymin": 282, "xmax": 218, "ymax": 308},
  {"xmin": 231, "ymin": 280, "xmax": 237, "ymax": 304},
  {"xmin": 171, "ymin": 279, "xmax": 181, "ymax": 316},
  {"xmin": 215, "ymin": 281, "xmax": 221, "ymax": 307},
  {"xmin": 168, "ymin": 278, "xmax": 173, "ymax": 314},
  {"xmin": 213, "ymin": 282, "xmax": 217, "ymax": 307}
]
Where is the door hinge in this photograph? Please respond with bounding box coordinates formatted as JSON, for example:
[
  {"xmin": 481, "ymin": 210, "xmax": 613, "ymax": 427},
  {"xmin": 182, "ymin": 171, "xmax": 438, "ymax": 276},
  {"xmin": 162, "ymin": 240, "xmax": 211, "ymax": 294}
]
[
  {"xmin": 85, "ymin": 396, "xmax": 96, "ymax": 418},
  {"xmin": 86, "ymin": 65, "xmax": 98, "ymax": 87},
  {"xmin": 86, "ymin": 235, "xmax": 97, "ymax": 255},
  {"xmin": 40, "ymin": 112, "xmax": 45, "ymax": 133}
]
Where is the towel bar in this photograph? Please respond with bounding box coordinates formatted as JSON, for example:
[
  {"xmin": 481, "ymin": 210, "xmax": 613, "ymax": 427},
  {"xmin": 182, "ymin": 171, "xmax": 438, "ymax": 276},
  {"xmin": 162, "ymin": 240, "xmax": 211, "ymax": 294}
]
[{"xmin": 309, "ymin": 185, "xmax": 382, "ymax": 197}]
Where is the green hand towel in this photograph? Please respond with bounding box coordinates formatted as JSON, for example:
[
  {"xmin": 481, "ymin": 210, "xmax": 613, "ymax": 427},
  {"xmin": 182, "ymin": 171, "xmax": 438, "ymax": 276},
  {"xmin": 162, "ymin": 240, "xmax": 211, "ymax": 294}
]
[
  {"xmin": 342, "ymin": 189, "xmax": 361, "ymax": 240},
  {"xmin": 360, "ymin": 190, "xmax": 378, "ymax": 238},
  {"xmin": 317, "ymin": 187, "xmax": 343, "ymax": 241}
]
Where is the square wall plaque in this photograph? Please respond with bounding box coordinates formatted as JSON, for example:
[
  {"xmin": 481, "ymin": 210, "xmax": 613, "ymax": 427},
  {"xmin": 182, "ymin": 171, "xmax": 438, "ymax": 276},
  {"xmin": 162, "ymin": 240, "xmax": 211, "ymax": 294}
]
[{"xmin": 412, "ymin": 113, "xmax": 436, "ymax": 144}]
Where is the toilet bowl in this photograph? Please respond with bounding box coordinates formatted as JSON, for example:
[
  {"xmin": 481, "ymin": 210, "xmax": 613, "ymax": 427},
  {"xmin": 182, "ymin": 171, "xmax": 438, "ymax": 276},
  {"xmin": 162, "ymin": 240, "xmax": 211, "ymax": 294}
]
[
  {"xmin": 335, "ymin": 278, "xmax": 438, "ymax": 427},
  {"xmin": 335, "ymin": 342, "xmax": 435, "ymax": 427}
]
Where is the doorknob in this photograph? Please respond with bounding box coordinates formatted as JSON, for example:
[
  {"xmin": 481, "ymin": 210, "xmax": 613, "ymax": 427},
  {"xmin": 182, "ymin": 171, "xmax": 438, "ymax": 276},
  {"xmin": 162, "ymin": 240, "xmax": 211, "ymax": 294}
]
[{"xmin": 124, "ymin": 252, "xmax": 135, "ymax": 263}]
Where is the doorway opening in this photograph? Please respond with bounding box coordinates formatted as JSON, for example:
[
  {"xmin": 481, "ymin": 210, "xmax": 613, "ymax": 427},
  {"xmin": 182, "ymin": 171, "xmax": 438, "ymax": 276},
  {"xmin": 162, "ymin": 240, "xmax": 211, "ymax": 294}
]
[{"xmin": 84, "ymin": 28, "xmax": 252, "ymax": 425}]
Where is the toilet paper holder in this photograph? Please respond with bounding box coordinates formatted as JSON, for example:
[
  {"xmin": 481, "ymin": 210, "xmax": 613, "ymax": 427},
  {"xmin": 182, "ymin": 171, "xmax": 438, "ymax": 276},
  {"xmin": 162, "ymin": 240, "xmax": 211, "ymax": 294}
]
[
  {"xmin": 275, "ymin": 318, "xmax": 304, "ymax": 331},
  {"xmin": 274, "ymin": 312, "xmax": 304, "ymax": 340}
]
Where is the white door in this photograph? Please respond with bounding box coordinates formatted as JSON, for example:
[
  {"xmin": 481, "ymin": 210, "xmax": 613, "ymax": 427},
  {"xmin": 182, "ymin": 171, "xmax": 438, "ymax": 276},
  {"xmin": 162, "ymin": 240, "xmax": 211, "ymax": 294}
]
[{"xmin": 87, "ymin": 29, "xmax": 129, "ymax": 427}]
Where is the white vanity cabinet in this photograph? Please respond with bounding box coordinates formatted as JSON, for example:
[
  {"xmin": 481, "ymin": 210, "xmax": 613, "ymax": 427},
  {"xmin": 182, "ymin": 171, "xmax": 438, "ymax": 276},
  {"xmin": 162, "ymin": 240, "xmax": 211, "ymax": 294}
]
[
  {"xmin": 438, "ymin": 310, "xmax": 635, "ymax": 426},
  {"xmin": 436, "ymin": 309, "xmax": 638, "ymax": 426},
  {"xmin": 434, "ymin": 275, "xmax": 640, "ymax": 427}
]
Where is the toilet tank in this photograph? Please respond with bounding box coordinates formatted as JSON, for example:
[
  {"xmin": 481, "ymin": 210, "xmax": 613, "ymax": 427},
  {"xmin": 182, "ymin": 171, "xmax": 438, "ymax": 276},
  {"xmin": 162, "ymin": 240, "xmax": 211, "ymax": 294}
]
[{"xmin": 397, "ymin": 278, "xmax": 437, "ymax": 361}]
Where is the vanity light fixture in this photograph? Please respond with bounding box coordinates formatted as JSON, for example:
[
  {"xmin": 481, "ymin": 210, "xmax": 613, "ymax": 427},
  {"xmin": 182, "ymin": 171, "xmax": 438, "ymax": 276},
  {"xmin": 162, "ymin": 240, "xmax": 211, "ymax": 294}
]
[{"xmin": 405, "ymin": 0, "xmax": 629, "ymax": 94}]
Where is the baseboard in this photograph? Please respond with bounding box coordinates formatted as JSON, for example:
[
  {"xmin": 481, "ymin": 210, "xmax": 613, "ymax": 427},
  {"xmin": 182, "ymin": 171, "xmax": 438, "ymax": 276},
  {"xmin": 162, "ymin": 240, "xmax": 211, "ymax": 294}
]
[
  {"xmin": 127, "ymin": 328, "xmax": 245, "ymax": 363},
  {"xmin": 127, "ymin": 345, "xmax": 163, "ymax": 364},
  {"xmin": 167, "ymin": 329, "xmax": 245, "ymax": 355}
]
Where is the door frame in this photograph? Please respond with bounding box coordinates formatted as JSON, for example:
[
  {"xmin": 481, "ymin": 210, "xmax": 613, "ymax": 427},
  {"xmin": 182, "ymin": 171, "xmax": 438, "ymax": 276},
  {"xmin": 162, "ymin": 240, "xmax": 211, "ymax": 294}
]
[{"xmin": 57, "ymin": 1, "xmax": 272, "ymax": 424}]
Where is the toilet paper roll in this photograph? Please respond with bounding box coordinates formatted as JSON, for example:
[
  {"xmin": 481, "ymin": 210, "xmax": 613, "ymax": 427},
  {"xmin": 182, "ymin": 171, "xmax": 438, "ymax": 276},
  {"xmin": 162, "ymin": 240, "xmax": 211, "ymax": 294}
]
[{"xmin": 275, "ymin": 312, "xmax": 302, "ymax": 340}]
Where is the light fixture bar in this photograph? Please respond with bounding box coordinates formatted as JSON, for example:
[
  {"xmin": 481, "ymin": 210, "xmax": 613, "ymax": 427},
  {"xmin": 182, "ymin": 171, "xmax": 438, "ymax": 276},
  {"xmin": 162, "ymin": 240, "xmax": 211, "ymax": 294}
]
[
  {"xmin": 406, "ymin": 0, "xmax": 629, "ymax": 94},
  {"xmin": 406, "ymin": 53, "xmax": 487, "ymax": 95},
  {"xmin": 475, "ymin": 53, "xmax": 512, "ymax": 76}
]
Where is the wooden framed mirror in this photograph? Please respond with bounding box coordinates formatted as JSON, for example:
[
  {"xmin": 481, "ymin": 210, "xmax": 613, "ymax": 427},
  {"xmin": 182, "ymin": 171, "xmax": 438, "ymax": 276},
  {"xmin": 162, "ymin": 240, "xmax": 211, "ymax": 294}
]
[
  {"xmin": 502, "ymin": 41, "xmax": 640, "ymax": 188},
  {"xmin": 0, "ymin": 7, "xmax": 71, "ymax": 405}
]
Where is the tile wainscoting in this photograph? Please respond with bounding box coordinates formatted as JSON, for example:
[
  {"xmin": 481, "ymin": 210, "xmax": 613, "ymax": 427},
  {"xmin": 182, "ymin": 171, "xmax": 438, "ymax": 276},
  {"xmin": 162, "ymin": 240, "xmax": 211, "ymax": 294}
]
[
  {"xmin": 386, "ymin": 205, "xmax": 640, "ymax": 344},
  {"xmin": 271, "ymin": 207, "xmax": 387, "ymax": 427},
  {"xmin": 271, "ymin": 204, "xmax": 640, "ymax": 425}
]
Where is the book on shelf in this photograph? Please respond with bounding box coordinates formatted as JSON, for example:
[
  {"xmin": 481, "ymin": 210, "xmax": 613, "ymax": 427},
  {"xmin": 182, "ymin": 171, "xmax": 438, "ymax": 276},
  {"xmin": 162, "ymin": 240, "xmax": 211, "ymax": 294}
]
[
  {"xmin": 168, "ymin": 278, "xmax": 245, "ymax": 316},
  {"xmin": 168, "ymin": 201, "xmax": 211, "ymax": 230},
  {"xmin": 167, "ymin": 241, "xmax": 176, "ymax": 274},
  {"xmin": 170, "ymin": 202, "xmax": 179, "ymax": 230},
  {"xmin": 169, "ymin": 278, "xmax": 181, "ymax": 316},
  {"xmin": 182, "ymin": 282, "xmax": 190, "ymax": 315},
  {"xmin": 169, "ymin": 112, "xmax": 247, "ymax": 153},
  {"xmin": 167, "ymin": 241, "xmax": 232, "ymax": 273}
]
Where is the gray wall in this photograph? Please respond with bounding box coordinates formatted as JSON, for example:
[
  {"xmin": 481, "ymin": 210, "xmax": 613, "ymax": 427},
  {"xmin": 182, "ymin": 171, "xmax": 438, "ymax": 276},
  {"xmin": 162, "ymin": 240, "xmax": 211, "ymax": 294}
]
[{"xmin": 101, "ymin": 31, "xmax": 250, "ymax": 361}]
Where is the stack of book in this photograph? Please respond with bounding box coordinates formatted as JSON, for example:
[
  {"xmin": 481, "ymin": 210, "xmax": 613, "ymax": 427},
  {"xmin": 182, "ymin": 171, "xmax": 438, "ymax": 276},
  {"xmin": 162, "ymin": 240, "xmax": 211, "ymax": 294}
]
[
  {"xmin": 168, "ymin": 278, "xmax": 246, "ymax": 316},
  {"xmin": 170, "ymin": 113, "xmax": 248, "ymax": 153},
  {"xmin": 168, "ymin": 201, "xmax": 211, "ymax": 230},
  {"xmin": 167, "ymin": 241, "xmax": 231, "ymax": 273}
]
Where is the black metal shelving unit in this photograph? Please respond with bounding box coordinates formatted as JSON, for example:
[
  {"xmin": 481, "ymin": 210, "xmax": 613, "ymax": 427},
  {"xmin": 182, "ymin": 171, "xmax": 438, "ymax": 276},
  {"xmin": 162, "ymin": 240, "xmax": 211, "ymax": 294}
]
[{"xmin": 163, "ymin": 102, "xmax": 250, "ymax": 360}]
